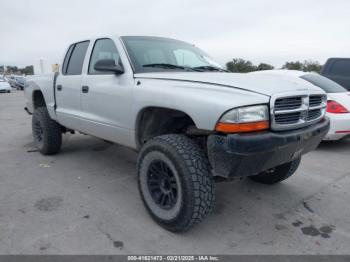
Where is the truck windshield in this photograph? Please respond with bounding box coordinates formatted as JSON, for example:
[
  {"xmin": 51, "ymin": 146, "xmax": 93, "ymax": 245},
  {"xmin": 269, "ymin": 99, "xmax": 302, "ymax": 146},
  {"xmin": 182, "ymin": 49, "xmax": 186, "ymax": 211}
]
[
  {"xmin": 300, "ymin": 74, "xmax": 347, "ymax": 93},
  {"xmin": 121, "ymin": 36, "xmax": 225, "ymax": 73}
]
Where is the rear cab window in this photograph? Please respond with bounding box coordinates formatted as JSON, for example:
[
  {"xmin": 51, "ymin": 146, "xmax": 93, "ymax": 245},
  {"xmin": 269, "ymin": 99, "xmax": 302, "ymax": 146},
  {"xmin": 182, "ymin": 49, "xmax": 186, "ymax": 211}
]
[
  {"xmin": 62, "ymin": 41, "xmax": 90, "ymax": 75},
  {"xmin": 300, "ymin": 74, "xmax": 347, "ymax": 93},
  {"xmin": 62, "ymin": 44, "xmax": 74, "ymax": 74}
]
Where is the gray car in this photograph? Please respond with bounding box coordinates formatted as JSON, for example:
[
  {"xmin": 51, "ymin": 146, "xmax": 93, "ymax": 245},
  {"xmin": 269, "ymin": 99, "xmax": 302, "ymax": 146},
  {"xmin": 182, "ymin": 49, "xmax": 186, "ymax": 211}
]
[{"xmin": 15, "ymin": 76, "xmax": 25, "ymax": 90}]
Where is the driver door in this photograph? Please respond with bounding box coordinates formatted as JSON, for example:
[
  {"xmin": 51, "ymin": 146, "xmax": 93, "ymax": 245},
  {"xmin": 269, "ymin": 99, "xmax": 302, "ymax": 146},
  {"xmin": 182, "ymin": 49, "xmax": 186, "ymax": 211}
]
[{"xmin": 80, "ymin": 38, "xmax": 134, "ymax": 146}]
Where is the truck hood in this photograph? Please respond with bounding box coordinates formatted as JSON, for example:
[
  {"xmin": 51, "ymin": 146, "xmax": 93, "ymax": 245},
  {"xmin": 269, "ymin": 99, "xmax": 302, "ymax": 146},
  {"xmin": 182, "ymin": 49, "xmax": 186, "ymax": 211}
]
[{"xmin": 135, "ymin": 72, "xmax": 322, "ymax": 96}]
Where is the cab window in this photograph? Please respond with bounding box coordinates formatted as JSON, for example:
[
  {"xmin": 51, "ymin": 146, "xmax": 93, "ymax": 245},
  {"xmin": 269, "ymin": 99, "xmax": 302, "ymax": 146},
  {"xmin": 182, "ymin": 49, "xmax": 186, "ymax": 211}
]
[
  {"xmin": 88, "ymin": 39, "xmax": 121, "ymax": 75},
  {"xmin": 64, "ymin": 41, "xmax": 90, "ymax": 75}
]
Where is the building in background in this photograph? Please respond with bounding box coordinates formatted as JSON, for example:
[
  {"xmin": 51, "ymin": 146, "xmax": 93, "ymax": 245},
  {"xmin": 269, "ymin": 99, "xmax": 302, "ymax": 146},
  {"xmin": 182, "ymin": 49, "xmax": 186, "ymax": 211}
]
[
  {"xmin": 34, "ymin": 58, "xmax": 51, "ymax": 75},
  {"xmin": 33, "ymin": 59, "xmax": 59, "ymax": 74}
]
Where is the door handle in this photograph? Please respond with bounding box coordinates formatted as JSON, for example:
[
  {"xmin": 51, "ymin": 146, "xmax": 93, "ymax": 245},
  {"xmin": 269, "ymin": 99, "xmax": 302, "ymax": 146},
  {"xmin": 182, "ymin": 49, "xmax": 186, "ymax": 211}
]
[
  {"xmin": 82, "ymin": 85, "xmax": 89, "ymax": 93},
  {"xmin": 57, "ymin": 85, "xmax": 62, "ymax": 91}
]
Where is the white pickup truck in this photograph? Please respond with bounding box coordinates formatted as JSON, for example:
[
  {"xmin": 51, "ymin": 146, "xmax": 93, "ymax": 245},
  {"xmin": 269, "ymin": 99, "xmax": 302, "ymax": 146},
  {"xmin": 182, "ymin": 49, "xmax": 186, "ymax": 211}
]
[{"xmin": 25, "ymin": 35, "xmax": 330, "ymax": 232}]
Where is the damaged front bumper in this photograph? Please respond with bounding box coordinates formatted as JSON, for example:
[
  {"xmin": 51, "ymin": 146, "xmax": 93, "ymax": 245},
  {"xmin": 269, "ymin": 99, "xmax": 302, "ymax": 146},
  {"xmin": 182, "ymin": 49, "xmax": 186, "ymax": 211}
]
[{"xmin": 207, "ymin": 118, "xmax": 330, "ymax": 178}]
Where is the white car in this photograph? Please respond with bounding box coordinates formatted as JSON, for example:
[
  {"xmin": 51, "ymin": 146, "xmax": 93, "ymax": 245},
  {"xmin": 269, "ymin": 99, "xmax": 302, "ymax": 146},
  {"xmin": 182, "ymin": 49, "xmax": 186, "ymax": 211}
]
[
  {"xmin": 250, "ymin": 70, "xmax": 350, "ymax": 140},
  {"xmin": 0, "ymin": 77, "xmax": 11, "ymax": 93}
]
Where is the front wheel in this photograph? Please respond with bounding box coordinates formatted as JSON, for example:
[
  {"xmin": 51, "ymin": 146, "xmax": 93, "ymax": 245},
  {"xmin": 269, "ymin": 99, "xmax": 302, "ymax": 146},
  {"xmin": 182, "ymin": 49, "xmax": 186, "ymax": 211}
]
[
  {"xmin": 137, "ymin": 134, "xmax": 215, "ymax": 232},
  {"xmin": 32, "ymin": 107, "xmax": 62, "ymax": 155},
  {"xmin": 249, "ymin": 158, "xmax": 301, "ymax": 185}
]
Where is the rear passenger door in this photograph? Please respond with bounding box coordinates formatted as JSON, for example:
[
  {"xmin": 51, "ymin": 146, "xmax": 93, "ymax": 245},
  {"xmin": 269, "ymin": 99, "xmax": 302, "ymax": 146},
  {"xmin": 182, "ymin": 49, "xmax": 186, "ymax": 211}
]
[{"xmin": 56, "ymin": 41, "xmax": 90, "ymax": 131}]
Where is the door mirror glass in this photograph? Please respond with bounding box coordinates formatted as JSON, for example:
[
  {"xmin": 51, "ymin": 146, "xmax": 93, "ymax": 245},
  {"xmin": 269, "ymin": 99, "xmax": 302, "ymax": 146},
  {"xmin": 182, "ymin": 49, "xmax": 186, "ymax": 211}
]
[{"xmin": 94, "ymin": 59, "xmax": 124, "ymax": 74}]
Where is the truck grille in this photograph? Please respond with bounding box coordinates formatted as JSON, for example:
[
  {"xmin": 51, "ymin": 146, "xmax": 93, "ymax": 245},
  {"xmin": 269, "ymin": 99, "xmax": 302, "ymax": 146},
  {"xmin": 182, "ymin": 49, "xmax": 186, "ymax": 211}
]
[
  {"xmin": 275, "ymin": 97, "xmax": 302, "ymax": 111},
  {"xmin": 271, "ymin": 93, "xmax": 326, "ymax": 131},
  {"xmin": 309, "ymin": 95, "xmax": 322, "ymax": 107},
  {"xmin": 307, "ymin": 109, "xmax": 321, "ymax": 121},
  {"xmin": 275, "ymin": 112, "xmax": 301, "ymax": 124}
]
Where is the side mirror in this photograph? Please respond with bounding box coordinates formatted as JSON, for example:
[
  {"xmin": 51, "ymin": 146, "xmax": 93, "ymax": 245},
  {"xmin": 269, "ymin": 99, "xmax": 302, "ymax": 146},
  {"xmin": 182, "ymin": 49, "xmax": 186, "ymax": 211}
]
[{"xmin": 94, "ymin": 59, "xmax": 124, "ymax": 74}]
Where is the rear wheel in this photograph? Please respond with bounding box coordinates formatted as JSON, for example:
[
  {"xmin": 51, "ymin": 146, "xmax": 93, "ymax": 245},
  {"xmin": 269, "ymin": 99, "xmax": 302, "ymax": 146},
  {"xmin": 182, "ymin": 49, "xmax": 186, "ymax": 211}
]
[
  {"xmin": 32, "ymin": 107, "xmax": 62, "ymax": 155},
  {"xmin": 137, "ymin": 134, "xmax": 215, "ymax": 232},
  {"xmin": 249, "ymin": 158, "xmax": 301, "ymax": 184}
]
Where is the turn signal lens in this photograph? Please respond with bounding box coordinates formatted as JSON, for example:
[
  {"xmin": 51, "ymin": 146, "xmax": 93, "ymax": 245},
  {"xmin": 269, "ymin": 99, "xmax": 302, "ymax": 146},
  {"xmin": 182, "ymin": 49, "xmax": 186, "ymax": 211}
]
[
  {"xmin": 327, "ymin": 100, "xmax": 349, "ymax": 114},
  {"xmin": 216, "ymin": 121, "xmax": 269, "ymax": 133}
]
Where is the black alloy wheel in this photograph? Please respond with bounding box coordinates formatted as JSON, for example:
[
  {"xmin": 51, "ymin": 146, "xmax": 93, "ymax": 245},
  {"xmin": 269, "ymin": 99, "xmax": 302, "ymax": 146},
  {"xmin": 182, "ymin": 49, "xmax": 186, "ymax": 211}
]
[{"xmin": 147, "ymin": 160, "xmax": 178, "ymax": 210}]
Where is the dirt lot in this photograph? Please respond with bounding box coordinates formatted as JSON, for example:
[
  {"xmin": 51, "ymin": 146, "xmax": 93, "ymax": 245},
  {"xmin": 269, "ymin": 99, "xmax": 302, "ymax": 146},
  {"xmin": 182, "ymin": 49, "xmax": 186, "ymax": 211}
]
[{"xmin": 1, "ymin": 90, "xmax": 350, "ymax": 254}]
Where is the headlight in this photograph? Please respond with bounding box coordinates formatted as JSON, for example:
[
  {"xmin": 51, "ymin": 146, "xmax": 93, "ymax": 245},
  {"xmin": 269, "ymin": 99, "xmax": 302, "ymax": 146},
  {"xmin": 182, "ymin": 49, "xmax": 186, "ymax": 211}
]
[{"xmin": 216, "ymin": 105, "xmax": 269, "ymax": 133}]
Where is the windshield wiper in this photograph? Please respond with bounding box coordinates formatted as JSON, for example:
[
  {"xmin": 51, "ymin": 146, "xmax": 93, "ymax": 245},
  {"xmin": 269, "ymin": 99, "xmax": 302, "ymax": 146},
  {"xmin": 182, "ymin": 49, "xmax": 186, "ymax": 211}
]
[
  {"xmin": 142, "ymin": 63, "xmax": 201, "ymax": 71},
  {"xmin": 192, "ymin": 66, "xmax": 228, "ymax": 72}
]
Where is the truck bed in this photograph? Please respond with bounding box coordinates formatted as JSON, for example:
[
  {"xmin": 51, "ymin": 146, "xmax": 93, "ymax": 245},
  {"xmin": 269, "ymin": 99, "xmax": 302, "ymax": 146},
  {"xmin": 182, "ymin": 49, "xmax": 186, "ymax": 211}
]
[{"xmin": 25, "ymin": 73, "xmax": 57, "ymax": 118}]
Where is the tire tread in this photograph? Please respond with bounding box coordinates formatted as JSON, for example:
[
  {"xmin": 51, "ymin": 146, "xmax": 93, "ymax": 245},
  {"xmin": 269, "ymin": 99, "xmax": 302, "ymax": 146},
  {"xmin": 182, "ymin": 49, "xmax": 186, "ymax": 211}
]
[
  {"xmin": 32, "ymin": 107, "xmax": 62, "ymax": 155},
  {"xmin": 138, "ymin": 134, "xmax": 215, "ymax": 232}
]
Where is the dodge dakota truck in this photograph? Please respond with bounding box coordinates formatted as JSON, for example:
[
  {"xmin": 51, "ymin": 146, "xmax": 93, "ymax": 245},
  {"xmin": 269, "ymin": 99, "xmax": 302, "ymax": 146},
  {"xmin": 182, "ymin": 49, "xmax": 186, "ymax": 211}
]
[{"xmin": 25, "ymin": 35, "xmax": 330, "ymax": 232}]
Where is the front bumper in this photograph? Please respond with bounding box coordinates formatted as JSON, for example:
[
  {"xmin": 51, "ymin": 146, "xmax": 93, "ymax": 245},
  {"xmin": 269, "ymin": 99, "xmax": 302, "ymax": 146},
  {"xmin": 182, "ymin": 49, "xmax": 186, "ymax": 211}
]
[{"xmin": 207, "ymin": 118, "xmax": 330, "ymax": 178}]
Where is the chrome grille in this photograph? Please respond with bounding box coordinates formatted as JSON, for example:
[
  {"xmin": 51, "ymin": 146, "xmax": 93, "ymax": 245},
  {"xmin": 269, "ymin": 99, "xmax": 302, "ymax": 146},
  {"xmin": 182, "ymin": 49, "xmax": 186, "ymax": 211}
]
[
  {"xmin": 307, "ymin": 109, "xmax": 321, "ymax": 121},
  {"xmin": 275, "ymin": 97, "xmax": 302, "ymax": 111},
  {"xmin": 271, "ymin": 92, "xmax": 326, "ymax": 131},
  {"xmin": 309, "ymin": 95, "xmax": 322, "ymax": 107},
  {"xmin": 275, "ymin": 96, "xmax": 302, "ymax": 110},
  {"xmin": 275, "ymin": 112, "xmax": 301, "ymax": 124}
]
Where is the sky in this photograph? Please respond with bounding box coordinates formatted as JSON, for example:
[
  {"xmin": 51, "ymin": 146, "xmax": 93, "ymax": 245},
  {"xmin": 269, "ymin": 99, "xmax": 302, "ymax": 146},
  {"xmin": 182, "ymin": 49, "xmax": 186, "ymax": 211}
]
[{"xmin": 1, "ymin": 0, "xmax": 350, "ymax": 69}]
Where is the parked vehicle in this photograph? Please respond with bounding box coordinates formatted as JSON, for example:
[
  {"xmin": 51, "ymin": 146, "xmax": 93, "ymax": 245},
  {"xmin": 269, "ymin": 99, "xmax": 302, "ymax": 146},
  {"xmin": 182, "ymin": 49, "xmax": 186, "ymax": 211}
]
[
  {"xmin": 250, "ymin": 70, "xmax": 350, "ymax": 140},
  {"xmin": 321, "ymin": 58, "xmax": 350, "ymax": 90},
  {"xmin": 6, "ymin": 75, "xmax": 17, "ymax": 88},
  {"xmin": 15, "ymin": 76, "xmax": 25, "ymax": 90},
  {"xmin": 0, "ymin": 77, "xmax": 11, "ymax": 93},
  {"xmin": 25, "ymin": 35, "xmax": 329, "ymax": 232}
]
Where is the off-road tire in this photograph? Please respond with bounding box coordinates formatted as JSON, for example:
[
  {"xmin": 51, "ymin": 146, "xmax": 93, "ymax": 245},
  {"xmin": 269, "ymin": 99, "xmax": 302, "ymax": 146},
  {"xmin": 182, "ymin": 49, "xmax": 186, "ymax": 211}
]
[
  {"xmin": 32, "ymin": 107, "xmax": 62, "ymax": 155},
  {"xmin": 137, "ymin": 134, "xmax": 215, "ymax": 232},
  {"xmin": 249, "ymin": 158, "xmax": 301, "ymax": 185}
]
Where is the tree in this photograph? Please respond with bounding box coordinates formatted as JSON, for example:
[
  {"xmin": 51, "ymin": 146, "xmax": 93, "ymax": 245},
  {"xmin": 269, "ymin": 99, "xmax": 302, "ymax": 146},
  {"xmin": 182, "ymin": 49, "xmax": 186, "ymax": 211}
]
[
  {"xmin": 282, "ymin": 61, "xmax": 303, "ymax": 71},
  {"xmin": 22, "ymin": 65, "xmax": 34, "ymax": 75},
  {"xmin": 6, "ymin": 66, "xmax": 18, "ymax": 73},
  {"xmin": 281, "ymin": 60, "xmax": 322, "ymax": 73},
  {"xmin": 226, "ymin": 58, "xmax": 257, "ymax": 73},
  {"xmin": 303, "ymin": 60, "xmax": 322, "ymax": 73},
  {"xmin": 256, "ymin": 63, "xmax": 274, "ymax": 71},
  {"xmin": 2, "ymin": 65, "xmax": 34, "ymax": 75},
  {"xmin": 226, "ymin": 58, "xmax": 274, "ymax": 73}
]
